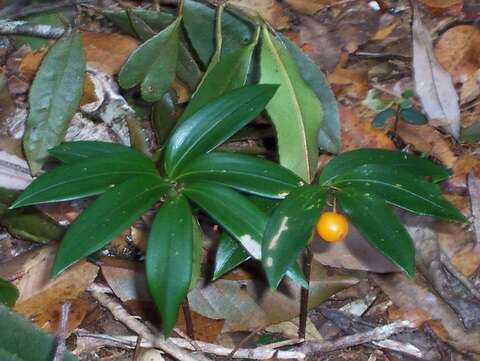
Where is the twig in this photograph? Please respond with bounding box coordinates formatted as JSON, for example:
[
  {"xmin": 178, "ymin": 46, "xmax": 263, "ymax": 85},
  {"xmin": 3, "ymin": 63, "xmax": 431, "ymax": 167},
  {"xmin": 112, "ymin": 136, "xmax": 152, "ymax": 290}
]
[
  {"xmin": 181, "ymin": 299, "xmax": 195, "ymax": 340},
  {"xmin": 4, "ymin": 0, "xmax": 93, "ymax": 20},
  {"xmin": 52, "ymin": 302, "xmax": 71, "ymax": 361},
  {"xmin": 298, "ymin": 246, "xmax": 312, "ymax": 339},
  {"xmin": 0, "ymin": 20, "xmax": 65, "ymax": 39},
  {"xmin": 298, "ymin": 320, "xmax": 417, "ymax": 355},
  {"xmin": 88, "ymin": 283, "xmax": 209, "ymax": 361},
  {"xmin": 75, "ymin": 331, "xmax": 306, "ymax": 360},
  {"xmin": 228, "ymin": 326, "xmax": 263, "ymax": 358}
]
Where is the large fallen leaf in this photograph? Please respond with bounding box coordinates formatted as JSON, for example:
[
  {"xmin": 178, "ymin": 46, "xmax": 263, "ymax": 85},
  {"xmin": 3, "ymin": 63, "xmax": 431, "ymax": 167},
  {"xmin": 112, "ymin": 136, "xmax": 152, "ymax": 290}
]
[
  {"xmin": 412, "ymin": 5, "xmax": 460, "ymax": 138},
  {"xmin": 420, "ymin": 0, "xmax": 464, "ymax": 15},
  {"xmin": 260, "ymin": 27, "xmax": 323, "ymax": 182},
  {"xmin": 23, "ymin": 31, "xmax": 85, "ymax": 175},
  {"xmin": 0, "ymin": 304, "xmax": 78, "ymax": 361}
]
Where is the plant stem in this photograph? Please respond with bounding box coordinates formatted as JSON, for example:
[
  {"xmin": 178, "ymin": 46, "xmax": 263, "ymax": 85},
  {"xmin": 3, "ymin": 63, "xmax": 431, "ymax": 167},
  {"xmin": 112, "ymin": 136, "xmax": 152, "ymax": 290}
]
[
  {"xmin": 298, "ymin": 246, "xmax": 313, "ymax": 339},
  {"xmin": 182, "ymin": 299, "xmax": 195, "ymax": 340}
]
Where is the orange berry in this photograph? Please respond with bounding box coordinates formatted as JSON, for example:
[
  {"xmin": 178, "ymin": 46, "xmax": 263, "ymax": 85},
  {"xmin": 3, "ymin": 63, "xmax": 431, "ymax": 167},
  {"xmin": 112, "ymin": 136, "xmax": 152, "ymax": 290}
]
[{"xmin": 316, "ymin": 211, "xmax": 349, "ymax": 243}]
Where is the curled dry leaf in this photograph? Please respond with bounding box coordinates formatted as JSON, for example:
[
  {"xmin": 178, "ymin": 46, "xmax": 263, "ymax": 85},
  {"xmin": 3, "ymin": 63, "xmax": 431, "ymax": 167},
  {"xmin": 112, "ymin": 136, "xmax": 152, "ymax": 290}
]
[{"xmin": 412, "ymin": 5, "xmax": 461, "ymax": 138}]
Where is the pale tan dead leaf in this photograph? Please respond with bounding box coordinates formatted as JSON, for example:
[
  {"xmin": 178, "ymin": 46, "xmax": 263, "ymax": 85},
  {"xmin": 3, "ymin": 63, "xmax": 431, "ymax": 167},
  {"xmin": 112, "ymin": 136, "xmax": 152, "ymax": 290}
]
[
  {"xmin": 227, "ymin": 0, "xmax": 289, "ymax": 29},
  {"xmin": 435, "ymin": 25, "xmax": 480, "ymax": 84},
  {"xmin": 339, "ymin": 106, "xmax": 395, "ymax": 151},
  {"xmin": 396, "ymin": 122, "xmax": 457, "ymax": 169},
  {"xmin": 450, "ymin": 246, "xmax": 480, "ymax": 276},
  {"xmin": 420, "ymin": 0, "xmax": 464, "ymax": 15},
  {"xmin": 412, "ymin": 5, "xmax": 460, "ymax": 138},
  {"xmin": 328, "ymin": 53, "xmax": 369, "ymax": 99},
  {"xmin": 450, "ymin": 154, "xmax": 480, "ymax": 188},
  {"xmin": 80, "ymin": 31, "xmax": 139, "ymax": 75},
  {"xmin": 138, "ymin": 349, "xmax": 165, "ymax": 361},
  {"xmin": 369, "ymin": 20, "xmax": 399, "ymax": 41},
  {"xmin": 460, "ymin": 69, "xmax": 480, "ymax": 103},
  {"xmin": 284, "ymin": 0, "xmax": 336, "ymax": 15},
  {"xmin": 12, "ymin": 244, "xmax": 99, "ymax": 335},
  {"xmin": 267, "ymin": 317, "xmax": 322, "ymax": 341}
]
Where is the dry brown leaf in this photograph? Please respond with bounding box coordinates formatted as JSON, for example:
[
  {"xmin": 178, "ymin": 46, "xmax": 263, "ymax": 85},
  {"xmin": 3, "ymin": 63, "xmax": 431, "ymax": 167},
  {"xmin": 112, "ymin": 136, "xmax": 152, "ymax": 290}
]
[
  {"xmin": 435, "ymin": 25, "xmax": 480, "ymax": 84},
  {"xmin": 328, "ymin": 53, "xmax": 369, "ymax": 99},
  {"xmin": 450, "ymin": 246, "xmax": 480, "ymax": 276},
  {"xmin": 339, "ymin": 106, "xmax": 395, "ymax": 151},
  {"xmin": 420, "ymin": 0, "xmax": 464, "ymax": 15},
  {"xmin": 450, "ymin": 154, "xmax": 480, "ymax": 188},
  {"xmin": 12, "ymin": 244, "xmax": 98, "ymax": 335},
  {"xmin": 412, "ymin": 5, "xmax": 461, "ymax": 138},
  {"xmin": 396, "ymin": 122, "xmax": 457, "ymax": 169},
  {"xmin": 227, "ymin": 0, "xmax": 289, "ymax": 29},
  {"xmin": 369, "ymin": 20, "xmax": 399, "ymax": 41},
  {"xmin": 80, "ymin": 31, "xmax": 138, "ymax": 75},
  {"xmin": 284, "ymin": 0, "xmax": 335, "ymax": 14}
]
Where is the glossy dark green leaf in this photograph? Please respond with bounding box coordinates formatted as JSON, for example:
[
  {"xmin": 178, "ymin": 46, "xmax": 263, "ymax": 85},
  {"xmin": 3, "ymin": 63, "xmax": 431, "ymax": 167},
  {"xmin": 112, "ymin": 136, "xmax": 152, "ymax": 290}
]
[
  {"xmin": 372, "ymin": 108, "xmax": 396, "ymax": 128},
  {"xmin": 146, "ymin": 194, "xmax": 192, "ymax": 337},
  {"xmin": 119, "ymin": 17, "xmax": 181, "ymax": 102},
  {"xmin": 176, "ymin": 152, "xmax": 304, "ymax": 199},
  {"xmin": 126, "ymin": 9, "xmax": 157, "ymax": 41},
  {"xmin": 152, "ymin": 92, "xmax": 177, "ymax": 147},
  {"xmin": 400, "ymin": 108, "xmax": 428, "ymax": 125},
  {"xmin": 52, "ymin": 175, "xmax": 169, "ymax": 276},
  {"xmin": 260, "ymin": 27, "xmax": 322, "ymax": 182},
  {"xmin": 278, "ymin": 34, "xmax": 340, "ymax": 154},
  {"xmin": 104, "ymin": 9, "xmax": 202, "ymax": 90},
  {"xmin": 262, "ymin": 186, "xmax": 327, "ymax": 288},
  {"xmin": 0, "ymin": 279, "xmax": 18, "ymax": 307},
  {"xmin": 213, "ymin": 232, "xmax": 249, "ymax": 280},
  {"xmin": 318, "ymin": 148, "xmax": 451, "ymax": 185},
  {"xmin": 48, "ymin": 141, "xmax": 145, "ymax": 163},
  {"xmin": 0, "ymin": 304, "xmax": 78, "ymax": 361},
  {"xmin": 190, "ymin": 216, "xmax": 204, "ymax": 290},
  {"xmin": 1, "ymin": 209, "xmax": 63, "ymax": 244},
  {"xmin": 183, "ymin": 0, "xmax": 254, "ymax": 66},
  {"xmin": 333, "ymin": 164, "xmax": 466, "ymax": 222},
  {"xmin": 23, "ymin": 31, "xmax": 85, "ymax": 175},
  {"xmin": 164, "ymin": 84, "xmax": 278, "ymax": 177},
  {"xmin": 11, "ymin": 154, "xmax": 159, "ymax": 208},
  {"xmin": 181, "ymin": 39, "xmax": 257, "ymax": 121},
  {"xmin": 337, "ymin": 189, "xmax": 415, "ymax": 276},
  {"xmin": 184, "ymin": 182, "xmax": 307, "ymax": 287}
]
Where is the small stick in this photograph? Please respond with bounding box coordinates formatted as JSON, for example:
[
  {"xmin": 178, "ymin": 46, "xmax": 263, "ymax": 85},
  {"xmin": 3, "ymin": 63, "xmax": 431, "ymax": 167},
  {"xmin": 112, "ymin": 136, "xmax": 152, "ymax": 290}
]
[
  {"xmin": 181, "ymin": 299, "xmax": 195, "ymax": 340},
  {"xmin": 0, "ymin": 20, "xmax": 65, "ymax": 38},
  {"xmin": 298, "ymin": 246, "xmax": 313, "ymax": 339},
  {"xmin": 52, "ymin": 302, "xmax": 71, "ymax": 361},
  {"xmin": 228, "ymin": 326, "xmax": 263, "ymax": 358}
]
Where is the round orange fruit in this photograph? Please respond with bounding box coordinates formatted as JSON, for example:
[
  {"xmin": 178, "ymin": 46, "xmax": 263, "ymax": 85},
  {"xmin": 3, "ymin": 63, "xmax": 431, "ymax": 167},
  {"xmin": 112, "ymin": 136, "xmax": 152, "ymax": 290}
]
[{"xmin": 316, "ymin": 211, "xmax": 349, "ymax": 243}]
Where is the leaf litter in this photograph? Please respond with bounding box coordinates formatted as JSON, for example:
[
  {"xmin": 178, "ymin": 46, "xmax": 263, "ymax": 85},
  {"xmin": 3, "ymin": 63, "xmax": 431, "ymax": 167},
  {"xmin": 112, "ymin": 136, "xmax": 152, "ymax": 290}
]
[{"xmin": 1, "ymin": 1, "xmax": 480, "ymax": 360}]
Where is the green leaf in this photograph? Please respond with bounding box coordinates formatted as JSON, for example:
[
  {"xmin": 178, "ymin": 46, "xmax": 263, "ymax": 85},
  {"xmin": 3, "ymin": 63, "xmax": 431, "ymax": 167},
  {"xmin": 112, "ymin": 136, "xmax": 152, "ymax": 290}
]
[
  {"xmin": 48, "ymin": 141, "xmax": 145, "ymax": 163},
  {"xmin": 152, "ymin": 93, "xmax": 177, "ymax": 147},
  {"xmin": 190, "ymin": 216, "xmax": 204, "ymax": 290},
  {"xmin": 1, "ymin": 209, "xmax": 63, "ymax": 244},
  {"xmin": 146, "ymin": 194, "xmax": 192, "ymax": 337},
  {"xmin": 107, "ymin": 9, "xmax": 202, "ymax": 91},
  {"xmin": 278, "ymin": 34, "xmax": 341, "ymax": 154},
  {"xmin": 11, "ymin": 154, "xmax": 159, "ymax": 208},
  {"xmin": 184, "ymin": 182, "xmax": 307, "ymax": 287},
  {"xmin": 262, "ymin": 186, "xmax": 327, "ymax": 288},
  {"xmin": 119, "ymin": 17, "xmax": 181, "ymax": 102},
  {"xmin": 183, "ymin": 0, "xmax": 254, "ymax": 67},
  {"xmin": 0, "ymin": 279, "xmax": 18, "ymax": 307},
  {"xmin": 164, "ymin": 84, "xmax": 278, "ymax": 177},
  {"xmin": 213, "ymin": 232, "xmax": 249, "ymax": 280},
  {"xmin": 318, "ymin": 148, "xmax": 451, "ymax": 185},
  {"xmin": 0, "ymin": 304, "xmax": 78, "ymax": 361},
  {"xmin": 176, "ymin": 152, "xmax": 304, "ymax": 199},
  {"xmin": 337, "ymin": 189, "xmax": 415, "ymax": 276},
  {"xmin": 400, "ymin": 108, "xmax": 428, "ymax": 125},
  {"xmin": 402, "ymin": 90, "xmax": 415, "ymax": 99},
  {"xmin": 52, "ymin": 175, "xmax": 169, "ymax": 276},
  {"xmin": 333, "ymin": 164, "xmax": 466, "ymax": 222},
  {"xmin": 15, "ymin": 13, "xmax": 66, "ymax": 50},
  {"xmin": 362, "ymin": 89, "xmax": 395, "ymax": 112},
  {"xmin": 180, "ymin": 40, "xmax": 257, "ymax": 121},
  {"xmin": 372, "ymin": 108, "xmax": 396, "ymax": 128},
  {"xmin": 23, "ymin": 31, "xmax": 85, "ymax": 175},
  {"xmin": 461, "ymin": 122, "xmax": 480, "ymax": 144},
  {"xmin": 260, "ymin": 27, "xmax": 322, "ymax": 182}
]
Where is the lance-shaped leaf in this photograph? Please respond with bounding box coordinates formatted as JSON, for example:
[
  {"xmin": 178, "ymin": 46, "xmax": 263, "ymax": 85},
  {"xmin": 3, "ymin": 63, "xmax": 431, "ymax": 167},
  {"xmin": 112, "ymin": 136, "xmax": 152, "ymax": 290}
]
[
  {"xmin": 180, "ymin": 34, "xmax": 258, "ymax": 121},
  {"xmin": 176, "ymin": 152, "xmax": 304, "ymax": 199},
  {"xmin": 278, "ymin": 34, "xmax": 340, "ymax": 154},
  {"xmin": 52, "ymin": 176, "xmax": 169, "ymax": 276},
  {"xmin": 164, "ymin": 84, "xmax": 278, "ymax": 177},
  {"xmin": 0, "ymin": 304, "xmax": 78, "ymax": 361},
  {"xmin": 190, "ymin": 216, "xmax": 204, "ymax": 290},
  {"xmin": 337, "ymin": 189, "xmax": 415, "ymax": 276},
  {"xmin": 10, "ymin": 154, "xmax": 158, "ymax": 208},
  {"xmin": 23, "ymin": 31, "xmax": 85, "ymax": 175},
  {"xmin": 146, "ymin": 194, "xmax": 192, "ymax": 337},
  {"xmin": 333, "ymin": 164, "xmax": 465, "ymax": 222},
  {"xmin": 119, "ymin": 17, "xmax": 182, "ymax": 102},
  {"xmin": 319, "ymin": 148, "xmax": 451, "ymax": 185},
  {"xmin": 262, "ymin": 186, "xmax": 327, "ymax": 288},
  {"xmin": 184, "ymin": 182, "xmax": 307, "ymax": 287},
  {"xmin": 0, "ymin": 279, "xmax": 18, "ymax": 308},
  {"xmin": 183, "ymin": 0, "xmax": 254, "ymax": 66},
  {"xmin": 48, "ymin": 141, "xmax": 145, "ymax": 163},
  {"xmin": 260, "ymin": 27, "xmax": 322, "ymax": 182}
]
